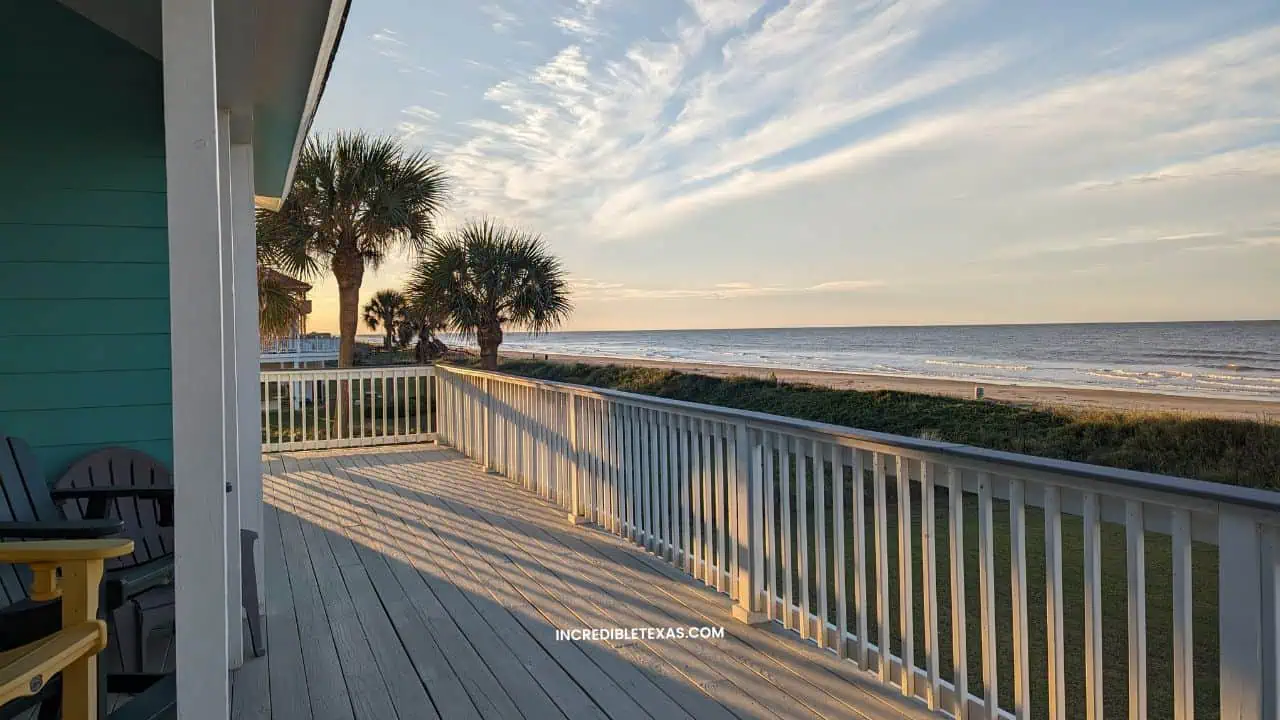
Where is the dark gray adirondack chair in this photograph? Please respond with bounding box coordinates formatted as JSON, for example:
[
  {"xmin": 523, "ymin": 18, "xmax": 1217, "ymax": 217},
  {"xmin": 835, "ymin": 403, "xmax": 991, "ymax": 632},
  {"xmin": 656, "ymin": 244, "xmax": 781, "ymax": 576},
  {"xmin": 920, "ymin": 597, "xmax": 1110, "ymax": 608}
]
[
  {"xmin": 1, "ymin": 437, "xmax": 124, "ymax": 720},
  {"xmin": 56, "ymin": 448, "xmax": 177, "ymax": 671},
  {"xmin": 56, "ymin": 450, "xmax": 266, "ymax": 662},
  {"xmin": 0, "ymin": 436, "xmax": 173, "ymax": 720}
]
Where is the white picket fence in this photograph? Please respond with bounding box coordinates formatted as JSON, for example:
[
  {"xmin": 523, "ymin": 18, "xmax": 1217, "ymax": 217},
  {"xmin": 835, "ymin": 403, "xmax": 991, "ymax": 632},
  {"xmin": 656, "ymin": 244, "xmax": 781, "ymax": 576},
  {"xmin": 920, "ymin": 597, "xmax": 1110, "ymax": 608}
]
[
  {"xmin": 259, "ymin": 366, "xmax": 435, "ymax": 451},
  {"xmin": 433, "ymin": 363, "xmax": 1280, "ymax": 720}
]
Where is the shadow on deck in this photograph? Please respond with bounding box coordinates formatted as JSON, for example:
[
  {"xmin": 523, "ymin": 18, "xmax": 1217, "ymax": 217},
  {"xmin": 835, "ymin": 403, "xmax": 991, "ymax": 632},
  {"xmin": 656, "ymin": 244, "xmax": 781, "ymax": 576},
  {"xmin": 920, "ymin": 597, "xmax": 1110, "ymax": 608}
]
[{"xmin": 232, "ymin": 444, "xmax": 935, "ymax": 720}]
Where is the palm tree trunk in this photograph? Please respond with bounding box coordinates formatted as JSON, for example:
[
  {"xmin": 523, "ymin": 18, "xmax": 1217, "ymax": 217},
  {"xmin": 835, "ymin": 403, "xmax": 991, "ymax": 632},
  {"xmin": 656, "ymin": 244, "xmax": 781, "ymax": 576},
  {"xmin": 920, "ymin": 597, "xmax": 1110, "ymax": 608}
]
[
  {"xmin": 334, "ymin": 252, "xmax": 364, "ymax": 436},
  {"xmin": 338, "ymin": 283, "xmax": 360, "ymax": 367},
  {"xmin": 333, "ymin": 248, "xmax": 364, "ymax": 368},
  {"xmin": 384, "ymin": 328, "xmax": 393, "ymax": 352},
  {"xmin": 477, "ymin": 323, "xmax": 503, "ymax": 371}
]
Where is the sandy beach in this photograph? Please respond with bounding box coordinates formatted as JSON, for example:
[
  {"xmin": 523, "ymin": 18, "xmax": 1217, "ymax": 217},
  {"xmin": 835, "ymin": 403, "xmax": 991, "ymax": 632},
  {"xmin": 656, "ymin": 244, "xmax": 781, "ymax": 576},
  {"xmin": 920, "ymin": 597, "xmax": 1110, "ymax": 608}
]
[{"xmin": 501, "ymin": 350, "xmax": 1280, "ymax": 422}]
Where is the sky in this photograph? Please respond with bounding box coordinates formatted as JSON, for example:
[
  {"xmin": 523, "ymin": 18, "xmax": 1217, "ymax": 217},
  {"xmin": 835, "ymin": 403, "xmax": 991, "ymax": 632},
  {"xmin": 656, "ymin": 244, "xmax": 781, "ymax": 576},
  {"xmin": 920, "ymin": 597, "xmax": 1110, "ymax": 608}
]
[{"xmin": 305, "ymin": 0, "xmax": 1280, "ymax": 333}]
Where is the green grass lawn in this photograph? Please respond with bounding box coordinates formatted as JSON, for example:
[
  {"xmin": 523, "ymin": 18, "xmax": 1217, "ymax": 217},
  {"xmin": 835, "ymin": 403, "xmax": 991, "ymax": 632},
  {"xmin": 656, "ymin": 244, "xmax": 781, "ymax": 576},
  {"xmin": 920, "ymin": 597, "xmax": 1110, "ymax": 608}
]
[
  {"xmin": 260, "ymin": 377, "xmax": 433, "ymax": 444},
  {"xmin": 784, "ymin": 483, "xmax": 1220, "ymax": 719}
]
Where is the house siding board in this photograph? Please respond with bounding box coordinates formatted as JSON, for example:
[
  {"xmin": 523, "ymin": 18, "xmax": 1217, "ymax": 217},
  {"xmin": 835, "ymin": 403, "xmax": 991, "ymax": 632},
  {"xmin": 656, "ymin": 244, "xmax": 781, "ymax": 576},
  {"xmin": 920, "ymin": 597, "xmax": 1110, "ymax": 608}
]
[
  {"xmin": 0, "ymin": 227, "xmax": 169, "ymax": 264},
  {"xmin": 0, "ymin": 336, "xmax": 171, "ymax": 374},
  {"xmin": 0, "ymin": 1, "xmax": 174, "ymax": 475},
  {"xmin": 0, "ymin": 300, "xmax": 170, "ymax": 335}
]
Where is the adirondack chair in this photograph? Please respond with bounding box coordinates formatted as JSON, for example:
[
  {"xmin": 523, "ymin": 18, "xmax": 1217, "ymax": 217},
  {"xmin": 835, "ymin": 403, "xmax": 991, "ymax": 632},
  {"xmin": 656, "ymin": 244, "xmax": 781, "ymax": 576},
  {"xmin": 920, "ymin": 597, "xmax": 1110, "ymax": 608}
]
[
  {"xmin": 0, "ymin": 539, "xmax": 177, "ymax": 720},
  {"xmin": 55, "ymin": 448, "xmax": 177, "ymax": 671},
  {"xmin": 0, "ymin": 538, "xmax": 134, "ymax": 720},
  {"xmin": 0, "ymin": 436, "xmax": 172, "ymax": 719}
]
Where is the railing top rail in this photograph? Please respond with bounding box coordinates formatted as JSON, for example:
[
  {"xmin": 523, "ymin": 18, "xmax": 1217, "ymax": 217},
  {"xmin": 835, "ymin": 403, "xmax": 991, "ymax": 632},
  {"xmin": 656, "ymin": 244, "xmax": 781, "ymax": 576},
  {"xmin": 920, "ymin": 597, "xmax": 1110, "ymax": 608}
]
[
  {"xmin": 437, "ymin": 363, "xmax": 1280, "ymax": 514},
  {"xmin": 260, "ymin": 365, "xmax": 433, "ymax": 378}
]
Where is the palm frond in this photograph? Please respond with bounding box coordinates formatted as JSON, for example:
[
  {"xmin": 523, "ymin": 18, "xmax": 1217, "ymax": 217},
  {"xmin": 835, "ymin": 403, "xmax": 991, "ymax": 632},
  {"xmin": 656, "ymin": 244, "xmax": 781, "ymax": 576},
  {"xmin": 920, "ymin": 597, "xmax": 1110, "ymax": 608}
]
[{"xmin": 257, "ymin": 268, "xmax": 302, "ymax": 338}]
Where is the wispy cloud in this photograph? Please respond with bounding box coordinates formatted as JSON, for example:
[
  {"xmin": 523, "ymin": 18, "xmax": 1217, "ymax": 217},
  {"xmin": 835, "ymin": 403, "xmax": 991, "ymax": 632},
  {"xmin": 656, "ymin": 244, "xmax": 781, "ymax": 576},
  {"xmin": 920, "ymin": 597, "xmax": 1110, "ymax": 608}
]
[
  {"xmin": 371, "ymin": 28, "xmax": 431, "ymax": 74},
  {"xmin": 371, "ymin": 28, "xmax": 406, "ymax": 49},
  {"xmin": 1178, "ymin": 225, "xmax": 1280, "ymax": 253},
  {"xmin": 397, "ymin": 106, "xmax": 439, "ymax": 141},
  {"xmin": 1069, "ymin": 144, "xmax": 1280, "ymax": 192},
  {"xmin": 686, "ymin": 0, "xmax": 763, "ymax": 33},
  {"xmin": 572, "ymin": 278, "xmax": 885, "ymax": 300},
  {"xmin": 554, "ymin": 0, "xmax": 608, "ymax": 40},
  {"xmin": 480, "ymin": 4, "xmax": 522, "ymax": 33},
  {"xmin": 1000, "ymin": 224, "xmax": 1280, "ymax": 259}
]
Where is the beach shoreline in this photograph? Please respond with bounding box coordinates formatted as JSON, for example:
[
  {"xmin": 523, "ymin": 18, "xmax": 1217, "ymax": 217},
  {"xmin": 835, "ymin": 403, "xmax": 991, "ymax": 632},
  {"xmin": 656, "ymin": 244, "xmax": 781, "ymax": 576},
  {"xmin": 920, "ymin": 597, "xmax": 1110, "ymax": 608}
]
[{"xmin": 499, "ymin": 350, "xmax": 1280, "ymax": 422}]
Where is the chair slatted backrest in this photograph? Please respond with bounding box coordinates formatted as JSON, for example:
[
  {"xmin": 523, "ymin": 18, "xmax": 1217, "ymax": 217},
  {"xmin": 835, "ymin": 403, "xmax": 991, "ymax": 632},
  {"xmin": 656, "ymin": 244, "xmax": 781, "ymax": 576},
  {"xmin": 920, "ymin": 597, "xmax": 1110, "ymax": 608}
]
[
  {"xmin": 55, "ymin": 448, "xmax": 173, "ymax": 570},
  {"xmin": 0, "ymin": 436, "xmax": 58, "ymax": 606}
]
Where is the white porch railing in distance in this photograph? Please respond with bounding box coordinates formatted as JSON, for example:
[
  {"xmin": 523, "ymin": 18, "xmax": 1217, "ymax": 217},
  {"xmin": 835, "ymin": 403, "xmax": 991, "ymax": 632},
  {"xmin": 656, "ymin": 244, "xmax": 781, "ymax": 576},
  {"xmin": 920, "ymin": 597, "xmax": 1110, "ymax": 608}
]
[
  {"xmin": 260, "ymin": 336, "xmax": 341, "ymax": 356},
  {"xmin": 260, "ymin": 366, "xmax": 435, "ymax": 452},
  {"xmin": 433, "ymin": 364, "xmax": 1280, "ymax": 720}
]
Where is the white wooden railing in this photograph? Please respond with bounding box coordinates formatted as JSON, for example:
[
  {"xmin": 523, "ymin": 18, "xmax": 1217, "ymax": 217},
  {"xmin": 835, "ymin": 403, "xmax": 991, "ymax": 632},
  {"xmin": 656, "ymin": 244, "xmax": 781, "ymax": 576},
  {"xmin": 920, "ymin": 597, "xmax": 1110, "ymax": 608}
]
[
  {"xmin": 260, "ymin": 336, "xmax": 341, "ymax": 357},
  {"xmin": 259, "ymin": 366, "xmax": 434, "ymax": 451},
  {"xmin": 433, "ymin": 364, "xmax": 1280, "ymax": 720}
]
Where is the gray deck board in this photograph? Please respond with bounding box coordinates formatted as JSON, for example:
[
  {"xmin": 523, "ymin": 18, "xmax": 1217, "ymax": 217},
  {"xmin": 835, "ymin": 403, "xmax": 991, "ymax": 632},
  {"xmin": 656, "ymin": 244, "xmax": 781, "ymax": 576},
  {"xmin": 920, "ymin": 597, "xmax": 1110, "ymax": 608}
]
[
  {"xmin": 229, "ymin": 443, "xmax": 938, "ymax": 720},
  {"xmin": 260, "ymin": 479, "xmax": 313, "ymax": 720},
  {"xmin": 275, "ymin": 490, "xmax": 357, "ymax": 720}
]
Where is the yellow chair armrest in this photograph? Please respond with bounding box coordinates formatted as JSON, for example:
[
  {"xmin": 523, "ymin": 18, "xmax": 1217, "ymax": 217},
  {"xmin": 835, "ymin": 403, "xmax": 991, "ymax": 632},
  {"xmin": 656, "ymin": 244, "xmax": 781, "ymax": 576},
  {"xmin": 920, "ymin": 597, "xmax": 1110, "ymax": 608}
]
[
  {"xmin": 0, "ymin": 539, "xmax": 134, "ymax": 564},
  {"xmin": 0, "ymin": 621, "xmax": 107, "ymax": 706}
]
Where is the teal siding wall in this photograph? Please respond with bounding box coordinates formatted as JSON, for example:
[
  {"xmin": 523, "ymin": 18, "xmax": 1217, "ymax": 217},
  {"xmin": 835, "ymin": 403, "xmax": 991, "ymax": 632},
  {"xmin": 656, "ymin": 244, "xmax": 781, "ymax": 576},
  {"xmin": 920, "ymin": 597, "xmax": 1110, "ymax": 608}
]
[{"xmin": 0, "ymin": 1, "xmax": 172, "ymax": 475}]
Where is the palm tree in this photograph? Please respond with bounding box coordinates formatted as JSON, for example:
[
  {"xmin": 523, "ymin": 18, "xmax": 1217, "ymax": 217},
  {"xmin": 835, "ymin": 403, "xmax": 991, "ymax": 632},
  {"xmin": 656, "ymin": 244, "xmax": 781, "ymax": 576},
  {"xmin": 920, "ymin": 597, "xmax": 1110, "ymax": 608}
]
[
  {"xmin": 362, "ymin": 289, "xmax": 407, "ymax": 351},
  {"xmin": 255, "ymin": 131, "xmax": 450, "ymax": 367},
  {"xmin": 398, "ymin": 294, "xmax": 451, "ymax": 363},
  {"xmin": 406, "ymin": 218, "xmax": 572, "ymax": 370}
]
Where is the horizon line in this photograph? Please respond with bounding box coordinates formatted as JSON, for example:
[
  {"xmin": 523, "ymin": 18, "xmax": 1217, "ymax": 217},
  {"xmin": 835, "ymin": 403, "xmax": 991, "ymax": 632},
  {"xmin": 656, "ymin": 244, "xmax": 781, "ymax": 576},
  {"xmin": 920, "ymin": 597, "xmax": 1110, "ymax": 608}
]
[{"xmin": 395, "ymin": 317, "xmax": 1280, "ymax": 335}]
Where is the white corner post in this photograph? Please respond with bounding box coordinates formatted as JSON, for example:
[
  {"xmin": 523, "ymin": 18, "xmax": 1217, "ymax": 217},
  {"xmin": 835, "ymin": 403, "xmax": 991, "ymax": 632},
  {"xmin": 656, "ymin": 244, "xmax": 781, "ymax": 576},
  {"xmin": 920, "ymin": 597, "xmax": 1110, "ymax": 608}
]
[
  {"xmin": 217, "ymin": 109, "xmax": 245, "ymax": 669},
  {"xmin": 733, "ymin": 422, "xmax": 767, "ymax": 624},
  {"xmin": 231, "ymin": 140, "xmax": 265, "ymax": 640},
  {"xmin": 163, "ymin": 0, "xmax": 231, "ymax": 716}
]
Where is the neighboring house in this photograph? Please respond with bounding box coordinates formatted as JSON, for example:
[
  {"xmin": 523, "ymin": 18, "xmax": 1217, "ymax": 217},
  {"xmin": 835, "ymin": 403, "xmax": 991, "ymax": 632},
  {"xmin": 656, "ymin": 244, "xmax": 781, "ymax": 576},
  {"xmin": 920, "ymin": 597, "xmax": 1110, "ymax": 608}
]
[
  {"xmin": 0, "ymin": 1, "xmax": 348, "ymax": 717},
  {"xmin": 258, "ymin": 267, "xmax": 340, "ymax": 368},
  {"xmin": 261, "ymin": 267, "xmax": 314, "ymax": 337}
]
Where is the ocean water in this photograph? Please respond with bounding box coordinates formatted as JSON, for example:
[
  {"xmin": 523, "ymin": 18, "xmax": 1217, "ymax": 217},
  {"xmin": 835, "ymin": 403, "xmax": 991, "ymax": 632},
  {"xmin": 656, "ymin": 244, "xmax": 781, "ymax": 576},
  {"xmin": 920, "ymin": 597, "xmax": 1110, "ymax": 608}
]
[{"xmin": 429, "ymin": 321, "xmax": 1280, "ymax": 401}]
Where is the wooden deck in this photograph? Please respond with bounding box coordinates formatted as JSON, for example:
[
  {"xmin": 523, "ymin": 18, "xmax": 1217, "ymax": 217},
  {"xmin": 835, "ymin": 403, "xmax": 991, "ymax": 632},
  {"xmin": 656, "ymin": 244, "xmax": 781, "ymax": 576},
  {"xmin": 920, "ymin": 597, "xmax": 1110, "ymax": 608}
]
[{"xmin": 231, "ymin": 443, "xmax": 936, "ymax": 720}]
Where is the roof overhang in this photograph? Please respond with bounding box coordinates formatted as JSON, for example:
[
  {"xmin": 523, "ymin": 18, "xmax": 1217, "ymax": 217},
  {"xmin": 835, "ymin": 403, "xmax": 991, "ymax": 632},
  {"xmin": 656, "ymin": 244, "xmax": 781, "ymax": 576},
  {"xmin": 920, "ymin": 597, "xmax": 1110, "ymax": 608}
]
[{"xmin": 57, "ymin": 0, "xmax": 349, "ymax": 201}]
